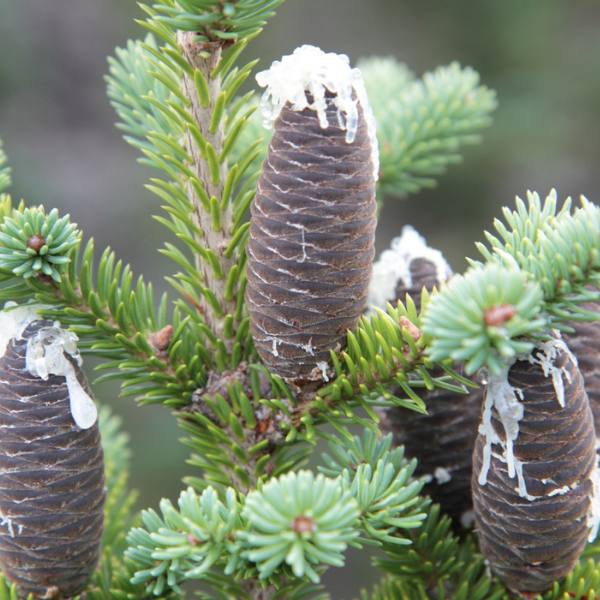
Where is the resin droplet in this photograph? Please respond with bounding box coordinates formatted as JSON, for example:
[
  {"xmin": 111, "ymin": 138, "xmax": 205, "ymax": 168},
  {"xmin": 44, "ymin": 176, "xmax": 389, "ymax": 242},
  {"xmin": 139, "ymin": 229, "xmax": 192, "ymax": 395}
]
[
  {"xmin": 368, "ymin": 226, "xmax": 453, "ymax": 310},
  {"xmin": 255, "ymin": 44, "xmax": 379, "ymax": 179},
  {"xmin": 26, "ymin": 325, "xmax": 97, "ymax": 429},
  {"xmin": 0, "ymin": 303, "xmax": 47, "ymax": 359},
  {"xmin": 477, "ymin": 367, "xmax": 490, "ymax": 386}
]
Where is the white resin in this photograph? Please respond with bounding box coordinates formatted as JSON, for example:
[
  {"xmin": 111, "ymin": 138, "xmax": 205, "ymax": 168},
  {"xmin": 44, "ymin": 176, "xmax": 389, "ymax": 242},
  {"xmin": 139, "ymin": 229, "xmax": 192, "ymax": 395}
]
[
  {"xmin": 434, "ymin": 466, "xmax": 452, "ymax": 484},
  {"xmin": 547, "ymin": 484, "xmax": 574, "ymax": 497},
  {"xmin": 422, "ymin": 467, "xmax": 453, "ymax": 485},
  {"xmin": 512, "ymin": 455, "xmax": 536, "ymax": 500},
  {"xmin": 588, "ymin": 457, "xmax": 600, "ymax": 542},
  {"xmin": 0, "ymin": 302, "xmax": 46, "ymax": 358},
  {"xmin": 256, "ymin": 44, "xmax": 380, "ymax": 179},
  {"xmin": 478, "ymin": 364, "xmax": 524, "ymax": 486},
  {"xmin": 368, "ymin": 226, "xmax": 453, "ymax": 309},
  {"xmin": 460, "ymin": 509, "xmax": 475, "ymax": 529},
  {"xmin": 316, "ymin": 361, "xmax": 330, "ymax": 382},
  {"xmin": 478, "ymin": 340, "xmax": 583, "ymax": 501},
  {"xmin": 0, "ymin": 513, "xmax": 22, "ymax": 538},
  {"xmin": 26, "ymin": 326, "xmax": 97, "ymax": 429},
  {"xmin": 528, "ymin": 337, "xmax": 576, "ymax": 408}
]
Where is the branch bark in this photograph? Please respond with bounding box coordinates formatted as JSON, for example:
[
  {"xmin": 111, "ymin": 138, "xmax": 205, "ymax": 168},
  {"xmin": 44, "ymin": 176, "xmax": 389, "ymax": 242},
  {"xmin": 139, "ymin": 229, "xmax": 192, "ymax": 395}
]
[{"xmin": 178, "ymin": 32, "xmax": 239, "ymax": 352}]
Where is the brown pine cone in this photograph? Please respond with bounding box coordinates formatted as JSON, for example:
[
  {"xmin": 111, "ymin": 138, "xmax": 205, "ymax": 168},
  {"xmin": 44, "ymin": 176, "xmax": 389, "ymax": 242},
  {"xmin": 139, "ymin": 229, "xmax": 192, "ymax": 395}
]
[
  {"xmin": 472, "ymin": 341, "xmax": 596, "ymax": 594},
  {"xmin": 374, "ymin": 231, "xmax": 482, "ymax": 527},
  {"xmin": 368, "ymin": 225, "xmax": 452, "ymax": 313},
  {"xmin": 246, "ymin": 91, "xmax": 377, "ymax": 383},
  {"xmin": 382, "ymin": 375, "xmax": 484, "ymax": 527},
  {"xmin": 562, "ymin": 300, "xmax": 600, "ymax": 433},
  {"xmin": 0, "ymin": 319, "xmax": 105, "ymax": 599}
]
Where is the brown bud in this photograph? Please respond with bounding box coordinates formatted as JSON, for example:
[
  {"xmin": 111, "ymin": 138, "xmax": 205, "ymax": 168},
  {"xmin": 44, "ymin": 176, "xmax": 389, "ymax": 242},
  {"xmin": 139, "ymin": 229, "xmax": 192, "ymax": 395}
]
[
  {"xmin": 26, "ymin": 234, "xmax": 46, "ymax": 253},
  {"xmin": 148, "ymin": 324, "xmax": 174, "ymax": 355},
  {"xmin": 483, "ymin": 304, "xmax": 516, "ymax": 327},
  {"xmin": 398, "ymin": 316, "xmax": 422, "ymax": 342},
  {"xmin": 291, "ymin": 516, "xmax": 316, "ymax": 534}
]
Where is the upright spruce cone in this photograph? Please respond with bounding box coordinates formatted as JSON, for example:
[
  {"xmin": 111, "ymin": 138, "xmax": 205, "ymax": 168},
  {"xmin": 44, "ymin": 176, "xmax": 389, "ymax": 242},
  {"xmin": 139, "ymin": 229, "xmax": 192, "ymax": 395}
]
[
  {"xmin": 246, "ymin": 65, "xmax": 377, "ymax": 383},
  {"xmin": 0, "ymin": 318, "xmax": 105, "ymax": 598},
  {"xmin": 383, "ymin": 374, "xmax": 483, "ymax": 527},
  {"xmin": 372, "ymin": 228, "xmax": 483, "ymax": 526},
  {"xmin": 472, "ymin": 342, "xmax": 597, "ymax": 594},
  {"xmin": 562, "ymin": 300, "xmax": 600, "ymax": 434}
]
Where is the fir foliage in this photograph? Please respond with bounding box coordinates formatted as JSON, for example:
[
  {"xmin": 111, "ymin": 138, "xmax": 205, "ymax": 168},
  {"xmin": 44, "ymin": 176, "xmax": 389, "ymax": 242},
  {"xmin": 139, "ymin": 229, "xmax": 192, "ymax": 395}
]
[
  {"xmin": 106, "ymin": 35, "xmax": 187, "ymax": 174},
  {"xmin": 0, "ymin": 576, "xmax": 32, "ymax": 600},
  {"xmin": 0, "ymin": 139, "xmax": 10, "ymax": 194},
  {"xmin": 0, "ymin": 205, "xmax": 80, "ymax": 282},
  {"xmin": 422, "ymin": 263, "xmax": 545, "ymax": 374},
  {"xmin": 320, "ymin": 431, "xmax": 425, "ymax": 547},
  {"xmin": 147, "ymin": 0, "xmax": 285, "ymax": 43},
  {"xmin": 476, "ymin": 190, "xmax": 600, "ymax": 323},
  {"xmin": 368, "ymin": 505, "xmax": 506, "ymax": 600},
  {"xmin": 124, "ymin": 434, "xmax": 427, "ymax": 591},
  {"xmin": 423, "ymin": 190, "xmax": 600, "ymax": 375},
  {"xmin": 0, "ymin": 223, "xmax": 208, "ymax": 409},
  {"xmin": 105, "ymin": 10, "xmax": 262, "ymax": 360},
  {"xmin": 124, "ymin": 472, "xmax": 361, "ymax": 590},
  {"xmin": 125, "ymin": 487, "xmax": 242, "ymax": 595},
  {"xmin": 241, "ymin": 471, "xmax": 360, "ymax": 583},
  {"xmin": 311, "ymin": 299, "xmax": 474, "ymax": 436},
  {"xmin": 360, "ymin": 59, "xmax": 498, "ymax": 198}
]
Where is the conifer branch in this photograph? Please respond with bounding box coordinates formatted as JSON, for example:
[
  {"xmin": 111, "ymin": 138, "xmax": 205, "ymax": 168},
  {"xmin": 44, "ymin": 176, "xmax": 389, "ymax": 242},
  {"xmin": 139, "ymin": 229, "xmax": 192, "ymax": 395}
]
[
  {"xmin": 423, "ymin": 191, "xmax": 600, "ymax": 375},
  {"xmin": 364, "ymin": 505, "xmax": 507, "ymax": 600},
  {"xmin": 7, "ymin": 2, "xmax": 600, "ymax": 597},
  {"xmin": 369, "ymin": 60, "xmax": 497, "ymax": 199},
  {"xmin": 275, "ymin": 298, "xmax": 472, "ymax": 444},
  {"xmin": 124, "ymin": 436, "xmax": 425, "ymax": 596},
  {"xmin": 107, "ymin": 17, "xmax": 264, "ymax": 361},
  {"xmin": 0, "ymin": 138, "xmax": 11, "ymax": 194},
  {"xmin": 475, "ymin": 190, "xmax": 600, "ymax": 322},
  {"xmin": 150, "ymin": 0, "xmax": 285, "ymax": 43},
  {"xmin": 178, "ymin": 32, "xmax": 239, "ymax": 352},
  {"xmin": 0, "ymin": 201, "xmax": 212, "ymax": 408}
]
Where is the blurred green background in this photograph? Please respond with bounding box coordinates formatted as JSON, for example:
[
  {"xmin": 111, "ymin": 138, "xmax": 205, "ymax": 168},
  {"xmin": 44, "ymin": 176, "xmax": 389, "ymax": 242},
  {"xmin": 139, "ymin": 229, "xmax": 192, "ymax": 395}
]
[{"xmin": 1, "ymin": 0, "xmax": 600, "ymax": 597}]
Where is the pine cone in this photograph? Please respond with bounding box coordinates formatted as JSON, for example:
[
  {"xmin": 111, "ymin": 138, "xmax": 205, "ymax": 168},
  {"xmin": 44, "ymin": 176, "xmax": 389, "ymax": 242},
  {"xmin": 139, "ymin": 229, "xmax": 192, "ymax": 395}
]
[
  {"xmin": 368, "ymin": 225, "xmax": 452, "ymax": 313},
  {"xmin": 0, "ymin": 319, "xmax": 105, "ymax": 599},
  {"xmin": 382, "ymin": 377, "xmax": 483, "ymax": 527},
  {"xmin": 472, "ymin": 342, "xmax": 596, "ymax": 594},
  {"xmin": 374, "ymin": 231, "xmax": 482, "ymax": 527},
  {"xmin": 246, "ymin": 92, "xmax": 377, "ymax": 383},
  {"xmin": 562, "ymin": 300, "xmax": 600, "ymax": 433}
]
